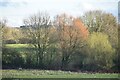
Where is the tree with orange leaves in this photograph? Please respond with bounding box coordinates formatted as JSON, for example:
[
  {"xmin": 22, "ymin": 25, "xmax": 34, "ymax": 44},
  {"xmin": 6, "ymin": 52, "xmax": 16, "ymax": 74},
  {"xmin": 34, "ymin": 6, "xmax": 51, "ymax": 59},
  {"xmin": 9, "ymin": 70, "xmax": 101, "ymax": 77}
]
[
  {"xmin": 54, "ymin": 14, "xmax": 89, "ymax": 70},
  {"xmin": 73, "ymin": 18, "xmax": 89, "ymax": 40}
]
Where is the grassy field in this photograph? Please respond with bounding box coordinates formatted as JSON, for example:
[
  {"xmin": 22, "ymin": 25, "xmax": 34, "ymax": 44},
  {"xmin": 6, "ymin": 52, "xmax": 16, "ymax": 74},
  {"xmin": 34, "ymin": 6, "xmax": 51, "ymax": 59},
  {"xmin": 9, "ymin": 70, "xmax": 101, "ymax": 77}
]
[
  {"xmin": 5, "ymin": 44, "xmax": 30, "ymax": 48},
  {"xmin": 2, "ymin": 70, "xmax": 119, "ymax": 78},
  {"xmin": 5, "ymin": 44, "xmax": 34, "ymax": 53}
]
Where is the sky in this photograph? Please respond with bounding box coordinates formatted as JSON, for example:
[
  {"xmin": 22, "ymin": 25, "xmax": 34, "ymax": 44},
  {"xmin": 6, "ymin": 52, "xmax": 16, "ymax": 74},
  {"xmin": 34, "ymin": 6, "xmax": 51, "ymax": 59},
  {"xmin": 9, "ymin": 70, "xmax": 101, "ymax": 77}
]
[{"xmin": 0, "ymin": 0, "xmax": 119, "ymax": 27}]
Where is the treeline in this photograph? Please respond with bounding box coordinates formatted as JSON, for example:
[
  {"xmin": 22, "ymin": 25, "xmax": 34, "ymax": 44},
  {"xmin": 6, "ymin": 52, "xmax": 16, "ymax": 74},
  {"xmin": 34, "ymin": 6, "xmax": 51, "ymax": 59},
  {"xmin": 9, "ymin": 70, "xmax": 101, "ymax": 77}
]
[{"xmin": 1, "ymin": 10, "xmax": 119, "ymax": 72}]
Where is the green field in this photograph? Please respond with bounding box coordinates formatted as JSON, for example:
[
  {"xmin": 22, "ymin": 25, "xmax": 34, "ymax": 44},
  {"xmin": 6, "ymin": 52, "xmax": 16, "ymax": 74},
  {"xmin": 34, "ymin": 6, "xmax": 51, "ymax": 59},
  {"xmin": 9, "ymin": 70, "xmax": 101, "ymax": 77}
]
[
  {"xmin": 5, "ymin": 44, "xmax": 30, "ymax": 48},
  {"xmin": 5, "ymin": 44, "xmax": 34, "ymax": 53},
  {"xmin": 2, "ymin": 70, "xmax": 119, "ymax": 78}
]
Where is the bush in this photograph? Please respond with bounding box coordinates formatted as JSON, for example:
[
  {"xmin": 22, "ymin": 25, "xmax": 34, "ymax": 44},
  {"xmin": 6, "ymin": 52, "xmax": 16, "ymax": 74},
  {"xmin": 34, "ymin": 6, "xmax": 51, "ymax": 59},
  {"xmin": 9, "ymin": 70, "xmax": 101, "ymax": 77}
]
[
  {"xmin": 2, "ymin": 48, "xmax": 24, "ymax": 69},
  {"xmin": 4, "ymin": 39, "xmax": 16, "ymax": 44},
  {"xmin": 84, "ymin": 32, "xmax": 115, "ymax": 71},
  {"xmin": 19, "ymin": 38, "xmax": 32, "ymax": 44}
]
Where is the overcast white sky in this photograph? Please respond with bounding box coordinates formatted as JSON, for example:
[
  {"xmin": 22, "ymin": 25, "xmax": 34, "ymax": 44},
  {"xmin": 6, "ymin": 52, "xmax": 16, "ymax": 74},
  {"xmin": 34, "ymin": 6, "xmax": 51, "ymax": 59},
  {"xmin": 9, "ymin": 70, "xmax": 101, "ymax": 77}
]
[{"xmin": 0, "ymin": 0, "xmax": 119, "ymax": 27}]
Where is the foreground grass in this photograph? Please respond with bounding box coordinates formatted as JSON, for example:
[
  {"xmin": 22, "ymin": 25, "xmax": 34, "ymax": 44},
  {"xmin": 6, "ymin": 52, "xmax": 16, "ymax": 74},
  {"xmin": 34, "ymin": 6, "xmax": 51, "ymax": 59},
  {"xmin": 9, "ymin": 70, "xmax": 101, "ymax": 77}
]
[{"xmin": 2, "ymin": 70, "xmax": 119, "ymax": 78}]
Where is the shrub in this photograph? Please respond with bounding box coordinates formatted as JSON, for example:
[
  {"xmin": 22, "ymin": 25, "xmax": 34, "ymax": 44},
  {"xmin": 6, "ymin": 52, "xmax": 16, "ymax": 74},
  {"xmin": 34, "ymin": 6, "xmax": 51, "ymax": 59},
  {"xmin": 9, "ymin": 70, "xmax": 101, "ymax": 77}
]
[{"xmin": 2, "ymin": 48, "xmax": 24, "ymax": 69}]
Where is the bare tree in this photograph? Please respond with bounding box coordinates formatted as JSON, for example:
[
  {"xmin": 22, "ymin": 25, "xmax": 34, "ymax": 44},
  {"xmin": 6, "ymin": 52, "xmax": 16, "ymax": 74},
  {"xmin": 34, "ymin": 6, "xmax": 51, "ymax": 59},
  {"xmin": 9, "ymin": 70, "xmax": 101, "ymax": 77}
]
[
  {"xmin": 0, "ymin": 19, "xmax": 7, "ymax": 46},
  {"xmin": 0, "ymin": 18, "xmax": 7, "ymax": 70},
  {"xmin": 82, "ymin": 10, "xmax": 118, "ymax": 51},
  {"xmin": 24, "ymin": 12, "xmax": 52, "ymax": 68}
]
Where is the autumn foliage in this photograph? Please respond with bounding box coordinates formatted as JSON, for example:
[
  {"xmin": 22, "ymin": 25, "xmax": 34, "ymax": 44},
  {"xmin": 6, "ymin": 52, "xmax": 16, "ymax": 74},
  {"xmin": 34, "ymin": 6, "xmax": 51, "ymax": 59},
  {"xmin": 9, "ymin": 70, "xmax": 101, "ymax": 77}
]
[{"xmin": 73, "ymin": 18, "xmax": 89, "ymax": 40}]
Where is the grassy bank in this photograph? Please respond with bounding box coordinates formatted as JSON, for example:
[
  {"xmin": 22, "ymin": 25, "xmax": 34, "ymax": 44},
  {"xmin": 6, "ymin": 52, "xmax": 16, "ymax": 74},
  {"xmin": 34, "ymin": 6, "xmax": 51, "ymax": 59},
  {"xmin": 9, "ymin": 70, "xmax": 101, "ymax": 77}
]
[{"xmin": 2, "ymin": 70, "xmax": 119, "ymax": 78}]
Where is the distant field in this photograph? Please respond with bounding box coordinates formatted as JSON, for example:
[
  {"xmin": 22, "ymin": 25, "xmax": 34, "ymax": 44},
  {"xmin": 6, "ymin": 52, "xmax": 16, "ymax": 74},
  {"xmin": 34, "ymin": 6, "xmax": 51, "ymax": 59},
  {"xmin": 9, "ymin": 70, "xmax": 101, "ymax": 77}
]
[
  {"xmin": 5, "ymin": 44, "xmax": 34, "ymax": 53},
  {"xmin": 5, "ymin": 44, "xmax": 31, "ymax": 48},
  {"xmin": 2, "ymin": 70, "xmax": 119, "ymax": 78}
]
